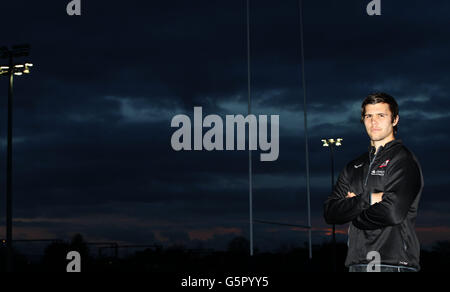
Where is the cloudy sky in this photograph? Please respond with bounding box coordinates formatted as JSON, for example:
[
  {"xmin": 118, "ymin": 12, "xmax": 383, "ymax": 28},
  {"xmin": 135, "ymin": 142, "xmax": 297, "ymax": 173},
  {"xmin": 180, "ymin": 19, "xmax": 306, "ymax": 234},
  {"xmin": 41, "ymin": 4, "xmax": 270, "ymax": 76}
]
[{"xmin": 1, "ymin": 0, "xmax": 449, "ymax": 253}]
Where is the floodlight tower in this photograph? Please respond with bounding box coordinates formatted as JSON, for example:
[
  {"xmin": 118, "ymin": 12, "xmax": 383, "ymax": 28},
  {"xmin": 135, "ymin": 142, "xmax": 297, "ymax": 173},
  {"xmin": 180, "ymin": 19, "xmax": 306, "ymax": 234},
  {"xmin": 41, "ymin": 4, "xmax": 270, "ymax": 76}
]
[
  {"xmin": 0, "ymin": 44, "xmax": 33, "ymax": 272},
  {"xmin": 321, "ymin": 138, "xmax": 343, "ymax": 272}
]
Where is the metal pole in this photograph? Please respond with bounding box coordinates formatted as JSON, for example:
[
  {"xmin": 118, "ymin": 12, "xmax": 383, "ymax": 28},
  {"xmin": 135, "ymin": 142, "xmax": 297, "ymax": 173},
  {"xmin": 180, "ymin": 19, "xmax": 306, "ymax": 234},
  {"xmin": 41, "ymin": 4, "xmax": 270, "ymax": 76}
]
[
  {"xmin": 6, "ymin": 54, "xmax": 14, "ymax": 272},
  {"xmin": 298, "ymin": 0, "xmax": 312, "ymax": 260},
  {"xmin": 246, "ymin": 0, "xmax": 253, "ymax": 257}
]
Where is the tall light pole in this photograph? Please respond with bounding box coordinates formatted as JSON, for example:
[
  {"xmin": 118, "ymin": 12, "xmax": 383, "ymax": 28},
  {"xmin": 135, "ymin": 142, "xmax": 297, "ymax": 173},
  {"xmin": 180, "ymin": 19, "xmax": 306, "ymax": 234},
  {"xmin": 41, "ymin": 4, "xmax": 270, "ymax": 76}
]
[
  {"xmin": 298, "ymin": 0, "xmax": 312, "ymax": 260},
  {"xmin": 321, "ymin": 138, "xmax": 342, "ymax": 272},
  {"xmin": 0, "ymin": 44, "xmax": 33, "ymax": 272},
  {"xmin": 246, "ymin": 0, "xmax": 254, "ymax": 257}
]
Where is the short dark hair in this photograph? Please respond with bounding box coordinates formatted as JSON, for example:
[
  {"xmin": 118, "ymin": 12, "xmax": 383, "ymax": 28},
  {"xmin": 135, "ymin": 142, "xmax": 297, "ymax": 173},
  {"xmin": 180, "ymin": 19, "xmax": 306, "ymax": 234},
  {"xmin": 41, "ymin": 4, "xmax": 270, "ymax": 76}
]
[{"xmin": 361, "ymin": 92, "xmax": 399, "ymax": 134}]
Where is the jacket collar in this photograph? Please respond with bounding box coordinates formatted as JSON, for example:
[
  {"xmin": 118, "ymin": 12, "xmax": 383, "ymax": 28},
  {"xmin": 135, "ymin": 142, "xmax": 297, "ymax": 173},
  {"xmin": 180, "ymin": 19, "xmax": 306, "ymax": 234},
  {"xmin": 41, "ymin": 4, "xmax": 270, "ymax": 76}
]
[{"xmin": 369, "ymin": 139, "xmax": 402, "ymax": 155}]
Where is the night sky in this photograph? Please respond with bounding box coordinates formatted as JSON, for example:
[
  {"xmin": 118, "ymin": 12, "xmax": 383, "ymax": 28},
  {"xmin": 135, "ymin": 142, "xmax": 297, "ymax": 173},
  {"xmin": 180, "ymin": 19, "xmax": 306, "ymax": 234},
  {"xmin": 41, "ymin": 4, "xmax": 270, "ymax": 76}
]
[{"xmin": 1, "ymin": 0, "xmax": 450, "ymax": 253}]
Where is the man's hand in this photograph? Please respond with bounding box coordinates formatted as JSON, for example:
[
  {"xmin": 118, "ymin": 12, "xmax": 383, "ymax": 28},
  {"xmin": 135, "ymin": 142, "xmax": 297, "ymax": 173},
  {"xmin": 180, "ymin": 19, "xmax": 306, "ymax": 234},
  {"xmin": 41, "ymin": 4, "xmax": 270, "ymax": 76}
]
[
  {"xmin": 346, "ymin": 191, "xmax": 357, "ymax": 198},
  {"xmin": 371, "ymin": 192, "xmax": 384, "ymax": 205}
]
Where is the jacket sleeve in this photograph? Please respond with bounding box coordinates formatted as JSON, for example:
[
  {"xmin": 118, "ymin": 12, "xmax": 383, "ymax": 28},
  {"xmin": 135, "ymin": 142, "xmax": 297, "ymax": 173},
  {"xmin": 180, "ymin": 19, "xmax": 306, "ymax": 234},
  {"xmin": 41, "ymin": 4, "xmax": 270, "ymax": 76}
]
[
  {"xmin": 352, "ymin": 156, "xmax": 422, "ymax": 230},
  {"xmin": 324, "ymin": 165, "xmax": 367, "ymax": 225}
]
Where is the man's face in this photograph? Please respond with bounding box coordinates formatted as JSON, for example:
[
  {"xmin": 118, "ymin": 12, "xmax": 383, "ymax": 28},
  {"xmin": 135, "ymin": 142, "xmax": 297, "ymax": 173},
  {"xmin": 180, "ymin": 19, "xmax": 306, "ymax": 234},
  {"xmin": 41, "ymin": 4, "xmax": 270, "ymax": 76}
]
[{"xmin": 363, "ymin": 102, "xmax": 399, "ymax": 144}]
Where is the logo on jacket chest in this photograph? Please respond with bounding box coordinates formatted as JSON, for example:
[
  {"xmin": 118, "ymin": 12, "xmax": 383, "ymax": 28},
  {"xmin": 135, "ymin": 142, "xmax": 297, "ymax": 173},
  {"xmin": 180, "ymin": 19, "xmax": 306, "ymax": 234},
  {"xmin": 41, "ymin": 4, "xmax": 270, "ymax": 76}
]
[
  {"xmin": 378, "ymin": 159, "xmax": 390, "ymax": 168},
  {"xmin": 370, "ymin": 159, "xmax": 390, "ymax": 176},
  {"xmin": 371, "ymin": 169, "xmax": 385, "ymax": 176}
]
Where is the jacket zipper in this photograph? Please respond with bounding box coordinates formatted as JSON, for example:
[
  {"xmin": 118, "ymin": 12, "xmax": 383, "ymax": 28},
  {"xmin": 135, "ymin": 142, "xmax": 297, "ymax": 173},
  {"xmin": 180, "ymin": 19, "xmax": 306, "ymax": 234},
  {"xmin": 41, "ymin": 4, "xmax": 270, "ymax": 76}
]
[{"xmin": 364, "ymin": 149, "xmax": 378, "ymax": 187}]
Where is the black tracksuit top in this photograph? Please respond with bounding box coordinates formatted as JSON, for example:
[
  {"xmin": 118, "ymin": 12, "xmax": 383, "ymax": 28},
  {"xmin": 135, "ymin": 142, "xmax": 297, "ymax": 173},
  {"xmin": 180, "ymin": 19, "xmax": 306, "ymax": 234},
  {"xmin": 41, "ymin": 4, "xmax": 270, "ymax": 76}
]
[{"xmin": 324, "ymin": 139, "xmax": 424, "ymax": 269}]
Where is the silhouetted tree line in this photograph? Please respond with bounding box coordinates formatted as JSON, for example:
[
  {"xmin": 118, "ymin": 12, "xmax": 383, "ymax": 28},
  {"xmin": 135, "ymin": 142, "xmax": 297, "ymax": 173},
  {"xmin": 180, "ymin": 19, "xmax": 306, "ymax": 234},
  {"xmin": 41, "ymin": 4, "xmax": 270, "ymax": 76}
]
[{"xmin": 1, "ymin": 234, "xmax": 449, "ymax": 272}]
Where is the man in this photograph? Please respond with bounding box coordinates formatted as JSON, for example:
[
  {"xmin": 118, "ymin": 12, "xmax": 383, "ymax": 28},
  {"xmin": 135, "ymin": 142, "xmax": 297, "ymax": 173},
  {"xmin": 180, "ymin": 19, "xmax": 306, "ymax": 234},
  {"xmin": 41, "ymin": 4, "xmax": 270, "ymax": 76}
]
[{"xmin": 324, "ymin": 92, "xmax": 424, "ymax": 272}]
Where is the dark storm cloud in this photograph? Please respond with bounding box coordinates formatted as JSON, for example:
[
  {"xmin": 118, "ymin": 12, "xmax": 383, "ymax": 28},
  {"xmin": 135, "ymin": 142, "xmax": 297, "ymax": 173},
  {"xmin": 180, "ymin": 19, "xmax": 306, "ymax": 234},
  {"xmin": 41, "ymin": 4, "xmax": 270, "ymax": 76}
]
[{"xmin": 1, "ymin": 0, "xmax": 450, "ymax": 250}]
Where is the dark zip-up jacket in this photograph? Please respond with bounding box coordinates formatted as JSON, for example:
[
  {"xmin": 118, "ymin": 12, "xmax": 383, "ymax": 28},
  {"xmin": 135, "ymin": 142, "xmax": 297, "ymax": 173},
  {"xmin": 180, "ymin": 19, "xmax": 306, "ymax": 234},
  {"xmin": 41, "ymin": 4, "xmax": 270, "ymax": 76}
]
[{"xmin": 324, "ymin": 139, "xmax": 424, "ymax": 269}]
